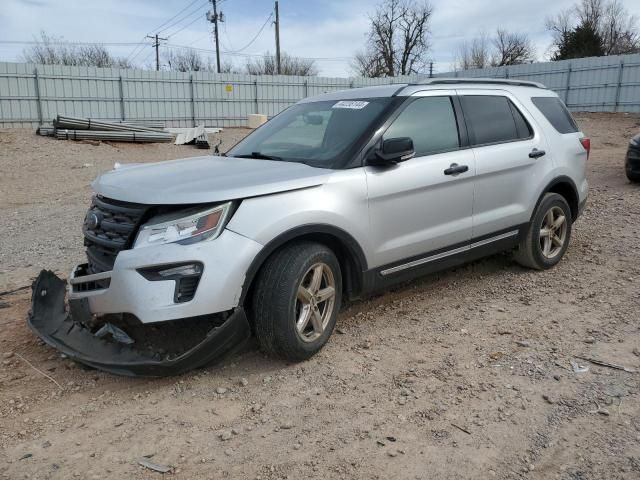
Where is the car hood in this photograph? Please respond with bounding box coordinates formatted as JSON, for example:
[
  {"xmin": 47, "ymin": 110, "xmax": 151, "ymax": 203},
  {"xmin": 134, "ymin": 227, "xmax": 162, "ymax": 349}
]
[{"xmin": 93, "ymin": 156, "xmax": 332, "ymax": 204}]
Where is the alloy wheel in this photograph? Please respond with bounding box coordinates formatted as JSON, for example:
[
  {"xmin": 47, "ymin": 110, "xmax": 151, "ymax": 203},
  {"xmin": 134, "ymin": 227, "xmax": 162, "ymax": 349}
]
[
  {"xmin": 539, "ymin": 206, "xmax": 568, "ymax": 259},
  {"xmin": 295, "ymin": 263, "xmax": 336, "ymax": 342}
]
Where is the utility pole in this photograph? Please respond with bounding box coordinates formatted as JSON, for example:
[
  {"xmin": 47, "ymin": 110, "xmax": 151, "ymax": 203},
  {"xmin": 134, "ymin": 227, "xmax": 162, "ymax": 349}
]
[
  {"xmin": 206, "ymin": 0, "xmax": 223, "ymax": 73},
  {"xmin": 274, "ymin": 1, "xmax": 281, "ymax": 74},
  {"xmin": 146, "ymin": 34, "xmax": 167, "ymax": 71}
]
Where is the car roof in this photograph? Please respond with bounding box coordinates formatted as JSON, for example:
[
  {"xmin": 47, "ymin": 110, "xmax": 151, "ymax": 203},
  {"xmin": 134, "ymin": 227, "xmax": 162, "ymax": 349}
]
[{"xmin": 299, "ymin": 77, "xmax": 550, "ymax": 104}]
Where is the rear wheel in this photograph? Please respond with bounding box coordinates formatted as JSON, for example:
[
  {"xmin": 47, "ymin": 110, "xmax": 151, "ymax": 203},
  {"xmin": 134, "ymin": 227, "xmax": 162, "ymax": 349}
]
[
  {"xmin": 251, "ymin": 242, "xmax": 342, "ymax": 360},
  {"xmin": 626, "ymin": 166, "xmax": 640, "ymax": 182},
  {"xmin": 514, "ymin": 193, "xmax": 572, "ymax": 270}
]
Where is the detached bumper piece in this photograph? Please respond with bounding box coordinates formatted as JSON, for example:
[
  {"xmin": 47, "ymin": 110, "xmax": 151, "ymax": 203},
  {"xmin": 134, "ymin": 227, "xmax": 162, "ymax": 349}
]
[{"xmin": 28, "ymin": 270, "xmax": 251, "ymax": 377}]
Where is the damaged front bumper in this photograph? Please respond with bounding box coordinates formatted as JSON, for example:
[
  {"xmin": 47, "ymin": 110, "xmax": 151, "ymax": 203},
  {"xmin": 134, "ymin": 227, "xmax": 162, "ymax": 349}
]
[{"xmin": 28, "ymin": 270, "xmax": 251, "ymax": 377}]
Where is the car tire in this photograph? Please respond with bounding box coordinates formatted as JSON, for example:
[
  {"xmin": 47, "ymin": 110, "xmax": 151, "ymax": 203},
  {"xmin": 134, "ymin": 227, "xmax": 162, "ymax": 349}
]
[
  {"xmin": 626, "ymin": 168, "xmax": 640, "ymax": 183},
  {"xmin": 514, "ymin": 193, "xmax": 573, "ymax": 270},
  {"xmin": 251, "ymin": 242, "xmax": 342, "ymax": 361}
]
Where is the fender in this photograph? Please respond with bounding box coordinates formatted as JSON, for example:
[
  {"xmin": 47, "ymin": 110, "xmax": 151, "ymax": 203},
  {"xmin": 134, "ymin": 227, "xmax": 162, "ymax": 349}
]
[
  {"xmin": 531, "ymin": 175, "xmax": 580, "ymax": 221},
  {"xmin": 238, "ymin": 224, "xmax": 369, "ymax": 303}
]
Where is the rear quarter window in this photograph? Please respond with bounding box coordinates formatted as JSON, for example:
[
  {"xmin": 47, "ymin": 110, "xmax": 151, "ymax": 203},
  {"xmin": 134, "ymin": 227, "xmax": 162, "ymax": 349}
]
[{"xmin": 531, "ymin": 97, "xmax": 579, "ymax": 134}]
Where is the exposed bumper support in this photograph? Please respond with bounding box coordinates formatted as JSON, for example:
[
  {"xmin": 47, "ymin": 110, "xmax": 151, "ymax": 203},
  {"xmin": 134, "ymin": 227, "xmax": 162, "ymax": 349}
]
[{"xmin": 28, "ymin": 270, "xmax": 251, "ymax": 377}]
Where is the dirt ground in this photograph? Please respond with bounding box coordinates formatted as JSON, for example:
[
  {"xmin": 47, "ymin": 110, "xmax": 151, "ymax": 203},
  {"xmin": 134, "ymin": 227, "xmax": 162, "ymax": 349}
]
[{"xmin": 1, "ymin": 114, "xmax": 639, "ymax": 480}]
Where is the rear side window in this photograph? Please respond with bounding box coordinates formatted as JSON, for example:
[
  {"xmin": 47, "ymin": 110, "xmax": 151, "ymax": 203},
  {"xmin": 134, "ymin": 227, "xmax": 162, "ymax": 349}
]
[
  {"xmin": 460, "ymin": 95, "xmax": 532, "ymax": 146},
  {"xmin": 531, "ymin": 97, "xmax": 578, "ymax": 134},
  {"xmin": 383, "ymin": 96, "xmax": 460, "ymax": 156}
]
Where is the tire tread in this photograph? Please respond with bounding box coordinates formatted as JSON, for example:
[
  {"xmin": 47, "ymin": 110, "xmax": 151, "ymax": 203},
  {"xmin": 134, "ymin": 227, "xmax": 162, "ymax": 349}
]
[
  {"xmin": 252, "ymin": 241, "xmax": 341, "ymax": 360},
  {"xmin": 514, "ymin": 192, "xmax": 572, "ymax": 270}
]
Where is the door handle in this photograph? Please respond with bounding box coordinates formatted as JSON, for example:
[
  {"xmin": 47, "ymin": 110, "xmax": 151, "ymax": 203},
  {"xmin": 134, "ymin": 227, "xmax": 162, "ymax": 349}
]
[
  {"xmin": 529, "ymin": 148, "xmax": 546, "ymax": 159},
  {"xmin": 444, "ymin": 163, "xmax": 469, "ymax": 176}
]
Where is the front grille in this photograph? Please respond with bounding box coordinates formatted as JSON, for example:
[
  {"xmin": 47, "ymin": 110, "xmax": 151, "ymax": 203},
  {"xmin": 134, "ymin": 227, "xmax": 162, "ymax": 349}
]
[{"xmin": 83, "ymin": 196, "xmax": 149, "ymax": 274}]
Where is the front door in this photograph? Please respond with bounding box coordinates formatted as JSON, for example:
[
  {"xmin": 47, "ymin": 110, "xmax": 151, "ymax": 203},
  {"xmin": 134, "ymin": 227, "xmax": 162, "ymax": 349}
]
[{"xmin": 365, "ymin": 92, "xmax": 475, "ymax": 268}]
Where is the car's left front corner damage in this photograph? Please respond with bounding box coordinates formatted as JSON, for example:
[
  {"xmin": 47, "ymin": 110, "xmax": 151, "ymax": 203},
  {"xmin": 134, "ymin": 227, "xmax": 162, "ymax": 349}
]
[{"xmin": 28, "ymin": 269, "xmax": 251, "ymax": 377}]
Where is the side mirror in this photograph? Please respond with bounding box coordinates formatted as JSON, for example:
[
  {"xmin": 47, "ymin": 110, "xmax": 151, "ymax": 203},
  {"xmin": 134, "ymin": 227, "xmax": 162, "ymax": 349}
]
[{"xmin": 369, "ymin": 137, "xmax": 415, "ymax": 166}]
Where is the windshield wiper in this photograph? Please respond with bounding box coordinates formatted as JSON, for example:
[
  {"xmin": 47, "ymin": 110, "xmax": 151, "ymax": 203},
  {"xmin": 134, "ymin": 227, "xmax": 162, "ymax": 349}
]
[{"xmin": 233, "ymin": 152, "xmax": 283, "ymax": 161}]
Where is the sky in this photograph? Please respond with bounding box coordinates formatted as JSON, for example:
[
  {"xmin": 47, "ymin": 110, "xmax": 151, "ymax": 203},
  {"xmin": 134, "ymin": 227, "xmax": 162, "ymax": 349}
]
[{"xmin": 1, "ymin": 0, "xmax": 639, "ymax": 77}]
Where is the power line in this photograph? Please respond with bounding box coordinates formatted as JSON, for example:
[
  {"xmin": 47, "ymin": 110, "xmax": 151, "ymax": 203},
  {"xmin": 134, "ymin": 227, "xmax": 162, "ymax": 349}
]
[
  {"xmin": 0, "ymin": 39, "xmax": 355, "ymax": 62},
  {"xmin": 158, "ymin": 1, "xmax": 210, "ymax": 35},
  {"xmin": 0, "ymin": 40, "xmax": 144, "ymax": 46},
  {"xmin": 221, "ymin": 18, "xmax": 235, "ymax": 51},
  {"xmin": 165, "ymin": 42, "xmax": 353, "ymax": 61},
  {"xmin": 227, "ymin": 13, "xmax": 273, "ymax": 54},
  {"xmin": 152, "ymin": 0, "xmax": 204, "ymax": 34},
  {"xmin": 188, "ymin": 32, "xmax": 214, "ymax": 46},
  {"xmin": 127, "ymin": 0, "xmax": 207, "ymax": 61},
  {"xmin": 165, "ymin": 9, "xmax": 208, "ymax": 38},
  {"xmin": 131, "ymin": 2, "xmax": 209, "ymax": 62}
]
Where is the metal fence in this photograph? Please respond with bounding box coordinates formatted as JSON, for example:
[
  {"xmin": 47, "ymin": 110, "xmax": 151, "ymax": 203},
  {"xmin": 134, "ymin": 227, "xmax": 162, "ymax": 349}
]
[
  {"xmin": 1, "ymin": 53, "xmax": 640, "ymax": 128},
  {"xmin": 0, "ymin": 62, "xmax": 426, "ymax": 128},
  {"xmin": 440, "ymin": 53, "xmax": 640, "ymax": 113}
]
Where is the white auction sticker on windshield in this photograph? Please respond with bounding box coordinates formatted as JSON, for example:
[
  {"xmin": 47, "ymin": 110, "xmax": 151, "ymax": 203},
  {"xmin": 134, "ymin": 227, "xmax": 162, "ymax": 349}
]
[{"xmin": 332, "ymin": 100, "xmax": 369, "ymax": 109}]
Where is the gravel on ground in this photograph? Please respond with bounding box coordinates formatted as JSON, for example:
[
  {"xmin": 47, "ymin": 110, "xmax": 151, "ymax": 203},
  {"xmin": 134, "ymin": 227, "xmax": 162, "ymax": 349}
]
[{"xmin": 0, "ymin": 114, "xmax": 639, "ymax": 480}]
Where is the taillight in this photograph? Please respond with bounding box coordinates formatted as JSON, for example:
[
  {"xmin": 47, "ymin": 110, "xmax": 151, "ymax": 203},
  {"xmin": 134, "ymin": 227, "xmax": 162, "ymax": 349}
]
[{"xmin": 580, "ymin": 137, "xmax": 591, "ymax": 159}]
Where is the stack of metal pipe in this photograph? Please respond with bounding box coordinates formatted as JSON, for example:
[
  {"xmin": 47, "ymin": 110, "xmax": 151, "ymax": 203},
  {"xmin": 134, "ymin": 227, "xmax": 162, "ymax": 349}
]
[
  {"xmin": 36, "ymin": 126, "xmax": 55, "ymax": 136},
  {"xmin": 41, "ymin": 115, "xmax": 174, "ymax": 143},
  {"xmin": 118, "ymin": 120, "xmax": 166, "ymax": 129},
  {"xmin": 55, "ymin": 129, "xmax": 174, "ymax": 143}
]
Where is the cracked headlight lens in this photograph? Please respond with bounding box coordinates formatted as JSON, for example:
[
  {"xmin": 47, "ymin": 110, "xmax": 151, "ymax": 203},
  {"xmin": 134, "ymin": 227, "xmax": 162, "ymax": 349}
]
[{"xmin": 134, "ymin": 202, "xmax": 232, "ymax": 248}]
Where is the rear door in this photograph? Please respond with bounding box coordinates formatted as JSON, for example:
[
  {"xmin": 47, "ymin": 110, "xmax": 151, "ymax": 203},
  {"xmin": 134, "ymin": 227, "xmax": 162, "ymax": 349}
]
[
  {"xmin": 365, "ymin": 91, "xmax": 475, "ymax": 268},
  {"xmin": 457, "ymin": 90, "xmax": 551, "ymax": 239}
]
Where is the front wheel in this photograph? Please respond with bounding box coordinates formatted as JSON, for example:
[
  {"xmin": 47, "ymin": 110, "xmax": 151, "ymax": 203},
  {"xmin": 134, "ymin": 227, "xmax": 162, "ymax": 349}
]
[
  {"xmin": 251, "ymin": 242, "xmax": 342, "ymax": 361},
  {"xmin": 514, "ymin": 193, "xmax": 572, "ymax": 270}
]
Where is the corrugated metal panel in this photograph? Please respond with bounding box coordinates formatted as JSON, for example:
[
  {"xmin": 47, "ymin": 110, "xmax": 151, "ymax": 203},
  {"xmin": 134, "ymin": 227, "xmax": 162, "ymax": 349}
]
[
  {"xmin": 2, "ymin": 53, "xmax": 640, "ymax": 127},
  {"xmin": 436, "ymin": 53, "xmax": 640, "ymax": 112}
]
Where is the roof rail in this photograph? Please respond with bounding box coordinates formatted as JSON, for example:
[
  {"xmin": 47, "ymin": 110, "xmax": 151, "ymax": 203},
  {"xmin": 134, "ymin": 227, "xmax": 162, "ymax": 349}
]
[{"xmin": 413, "ymin": 77, "xmax": 545, "ymax": 89}]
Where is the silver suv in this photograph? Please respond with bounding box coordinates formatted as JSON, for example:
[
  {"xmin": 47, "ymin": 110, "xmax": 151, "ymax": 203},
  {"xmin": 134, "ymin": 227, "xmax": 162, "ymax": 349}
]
[{"xmin": 30, "ymin": 79, "xmax": 589, "ymax": 376}]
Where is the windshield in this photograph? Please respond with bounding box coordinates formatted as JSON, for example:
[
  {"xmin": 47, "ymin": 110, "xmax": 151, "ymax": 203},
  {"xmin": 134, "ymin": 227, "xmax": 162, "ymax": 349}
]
[{"xmin": 227, "ymin": 98, "xmax": 394, "ymax": 168}]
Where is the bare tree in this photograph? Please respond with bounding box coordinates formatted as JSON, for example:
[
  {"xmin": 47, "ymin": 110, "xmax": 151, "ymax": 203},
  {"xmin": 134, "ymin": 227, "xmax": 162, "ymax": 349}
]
[
  {"xmin": 546, "ymin": 0, "xmax": 639, "ymax": 58},
  {"xmin": 165, "ymin": 49, "xmax": 208, "ymax": 72},
  {"xmin": 491, "ymin": 29, "xmax": 535, "ymax": 66},
  {"xmin": 599, "ymin": 0, "xmax": 640, "ymax": 54},
  {"xmin": 219, "ymin": 60, "xmax": 239, "ymax": 73},
  {"xmin": 546, "ymin": 9, "xmax": 574, "ymax": 57},
  {"xmin": 352, "ymin": 50, "xmax": 387, "ymax": 77},
  {"xmin": 246, "ymin": 52, "xmax": 318, "ymax": 76},
  {"xmin": 22, "ymin": 31, "xmax": 132, "ymax": 68},
  {"xmin": 576, "ymin": 0, "xmax": 605, "ymax": 27},
  {"xmin": 164, "ymin": 49, "xmax": 239, "ymax": 73},
  {"xmin": 355, "ymin": 0, "xmax": 433, "ymax": 77},
  {"xmin": 455, "ymin": 34, "xmax": 491, "ymax": 70}
]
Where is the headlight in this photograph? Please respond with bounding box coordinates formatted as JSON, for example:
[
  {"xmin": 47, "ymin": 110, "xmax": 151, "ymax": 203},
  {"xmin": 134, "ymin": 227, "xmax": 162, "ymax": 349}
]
[{"xmin": 134, "ymin": 202, "xmax": 232, "ymax": 248}]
